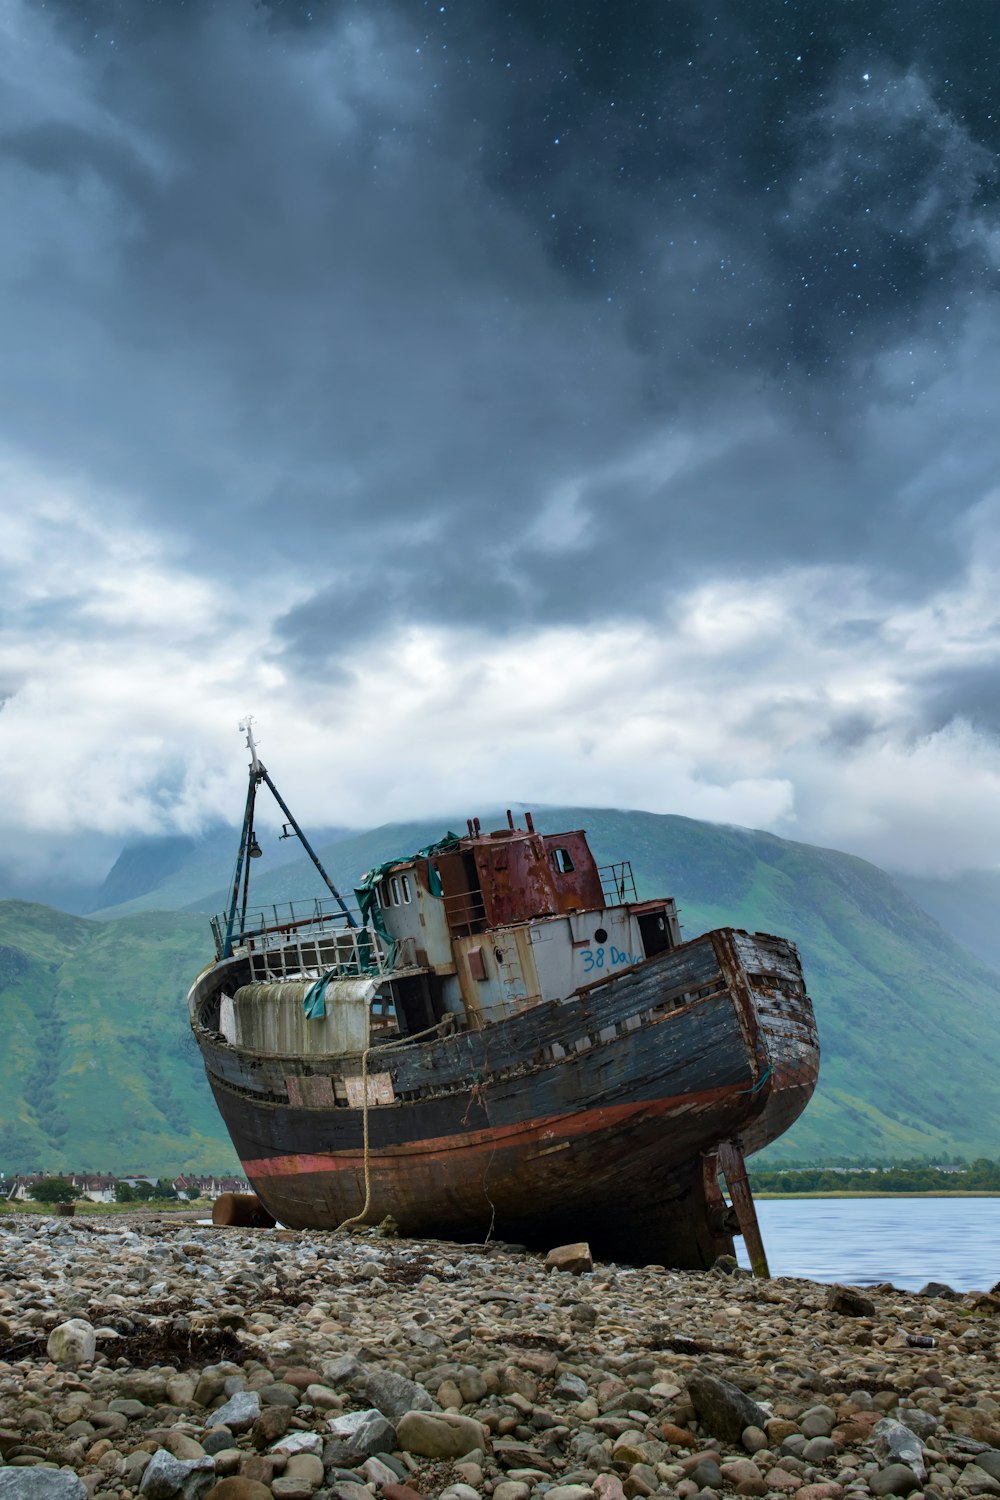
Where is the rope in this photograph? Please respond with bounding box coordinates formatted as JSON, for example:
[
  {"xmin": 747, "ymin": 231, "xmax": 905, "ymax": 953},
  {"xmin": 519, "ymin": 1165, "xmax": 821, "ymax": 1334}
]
[
  {"xmin": 336, "ymin": 1016, "xmax": 457, "ymax": 1232},
  {"xmin": 740, "ymin": 1064, "xmax": 772, "ymax": 1095}
]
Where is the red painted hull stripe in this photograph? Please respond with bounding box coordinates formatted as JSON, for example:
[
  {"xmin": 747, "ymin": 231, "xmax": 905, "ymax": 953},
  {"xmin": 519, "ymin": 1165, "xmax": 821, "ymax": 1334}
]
[{"xmin": 241, "ymin": 1085, "xmax": 746, "ymax": 1178}]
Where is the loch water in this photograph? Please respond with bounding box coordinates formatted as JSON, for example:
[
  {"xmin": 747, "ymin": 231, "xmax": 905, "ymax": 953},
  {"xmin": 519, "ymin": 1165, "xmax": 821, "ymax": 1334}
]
[{"xmin": 735, "ymin": 1196, "xmax": 1000, "ymax": 1290}]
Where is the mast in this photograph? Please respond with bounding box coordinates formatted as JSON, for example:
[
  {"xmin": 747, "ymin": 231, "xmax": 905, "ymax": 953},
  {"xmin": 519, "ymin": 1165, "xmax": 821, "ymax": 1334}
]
[{"xmin": 221, "ymin": 719, "xmax": 356, "ymax": 960}]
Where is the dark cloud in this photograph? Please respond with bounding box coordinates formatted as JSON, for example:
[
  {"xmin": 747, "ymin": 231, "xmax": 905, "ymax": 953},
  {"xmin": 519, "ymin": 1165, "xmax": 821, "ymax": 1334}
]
[
  {"xmin": 6, "ymin": 0, "xmax": 1000, "ymax": 700},
  {"xmin": 914, "ymin": 664, "xmax": 1000, "ymax": 739}
]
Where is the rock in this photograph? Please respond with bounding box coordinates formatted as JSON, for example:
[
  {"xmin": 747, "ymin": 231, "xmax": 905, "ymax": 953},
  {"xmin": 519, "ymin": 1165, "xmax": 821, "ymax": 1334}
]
[
  {"xmin": 270, "ymin": 1434, "xmax": 322, "ymax": 1457},
  {"xmin": 204, "ymin": 1484, "xmax": 272, "ymax": 1500},
  {"xmin": 825, "ymin": 1286, "xmax": 876, "ymax": 1317},
  {"xmin": 361, "ymin": 1368, "xmax": 435, "ymax": 1422},
  {"xmin": 872, "ymin": 1420, "xmax": 925, "ymax": 1482},
  {"xmin": 545, "ymin": 1243, "xmax": 594, "ymax": 1275},
  {"xmin": 325, "ymin": 1408, "xmax": 396, "ymax": 1462},
  {"xmin": 494, "ymin": 1486, "xmax": 532, "ymax": 1500},
  {"xmin": 320, "ymin": 1355, "xmax": 364, "ymax": 1386},
  {"xmin": 302, "ymin": 1384, "xmax": 341, "ymax": 1411},
  {"xmin": 802, "ymin": 1438, "xmax": 836, "ymax": 1463},
  {"xmin": 381, "ymin": 1488, "xmax": 426, "ymax": 1500},
  {"xmin": 139, "ymin": 1451, "xmax": 215, "ymax": 1500},
  {"xmin": 690, "ymin": 1460, "xmax": 724, "ymax": 1490},
  {"xmin": 395, "ymin": 1410, "xmax": 488, "ymax": 1459},
  {"xmin": 869, "ymin": 1465, "xmax": 921, "ymax": 1496},
  {"xmin": 46, "ymin": 1320, "xmax": 97, "ymax": 1367},
  {"xmin": 593, "ymin": 1479, "xmax": 626, "ymax": 1500},
  {"xmin": 209, "ymin": 1394, "xmax": 261, "ymax": 1434},
  {"xmin": 543, "ymin": 1489, "xmax": 595, "ymax": 1500},
  {"xmin": 0, "ymin": 1477, "xmax": 87, "ymax": 1500},
  {"xmin": 687, "ymin": 1372, "xmax": 770, "ymax": 1445},
  {"xmin": 202, "ymin": 1431, "xmax": 234, "ymax": 1457},
  {"xmin": 795, "ymin": 1487, "xmax": 843, "ymax": 1500},
  {"xmin": 920, "ymin": 1282, "xmax": 957, "ymax": 1299},
  {"xmin": 251, "ymin": 1407, "xmax": 292, "ymax": 1448},
  {"xmin": 271, "ymin": 1477, "xmax": 314, "ymax": 1500},
  {"xmin": 258, "ymin": 1383, "xmax": 300, "ymax": 1409},
  {"xmin": 800, "ymin": 1407, "xmax": 836, "ymax": 1439},
  {"xmin": 663, "ymin": 1424, "xmax": 700, "ymax": 1447},
  {"xmin": 975, "ymin": 1454, "xmax": 1000, "ymax": 1483},
  {"xmin": 742, "ymin": 1426, "xmax": 769, "ymax": 1454}
]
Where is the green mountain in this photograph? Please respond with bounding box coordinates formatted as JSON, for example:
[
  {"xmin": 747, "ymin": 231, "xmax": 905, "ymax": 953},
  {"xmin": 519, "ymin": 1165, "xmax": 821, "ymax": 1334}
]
[
  {"xmin": 2, "ymin": 808, "xmax": 999, "ymax": 1175},
  {"xmin": 0, "ymin": 902, "xmax": 237, "ymax": 1176}
]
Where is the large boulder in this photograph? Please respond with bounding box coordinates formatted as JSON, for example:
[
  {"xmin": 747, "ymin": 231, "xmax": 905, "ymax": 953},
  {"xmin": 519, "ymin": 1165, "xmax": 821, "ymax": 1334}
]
[
  {"xmin": 544, "ymin": 1243, "xmax": 593, "ymax": 1275},
  {"xmin": 0, "ymin": 1475, "xmax": 87, "ymax": 1500},
  {"xmin": 872, "ymin": 1420, "xmax": 926, "ymax": 1482},
  {"xmin": 395, "ymin": 1410, "xmax": 488, "ymax": 1460},
  {"xmin": 46, "ymin": 1319, "xmax": 96, "ymax": 1367},
  {"xmin": 687, "ymin": 1371, "xmax": 770, "ymax": 1445},
  {"xmin": 139, "ymin": 1450, "xmax": 215, "ymax": 1500}
]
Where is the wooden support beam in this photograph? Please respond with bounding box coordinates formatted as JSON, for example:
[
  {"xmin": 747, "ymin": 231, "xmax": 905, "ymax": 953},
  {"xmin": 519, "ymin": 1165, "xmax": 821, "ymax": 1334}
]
[{"xmin": 718, "ymin": 1136, "xmax": 770, "ymax": 1279}]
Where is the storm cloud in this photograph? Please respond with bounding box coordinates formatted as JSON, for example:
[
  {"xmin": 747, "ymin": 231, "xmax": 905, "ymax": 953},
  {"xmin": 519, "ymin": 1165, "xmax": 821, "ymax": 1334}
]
[{"xmin": 5, "ymin": 0, "xmax": 1000, "ymax": 877}]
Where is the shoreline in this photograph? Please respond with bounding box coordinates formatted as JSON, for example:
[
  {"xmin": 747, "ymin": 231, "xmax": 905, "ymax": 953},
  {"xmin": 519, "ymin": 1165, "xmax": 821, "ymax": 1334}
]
[{"xmin": 2, "ymin": 1215, "xmax": 999, "ymax": 1500}]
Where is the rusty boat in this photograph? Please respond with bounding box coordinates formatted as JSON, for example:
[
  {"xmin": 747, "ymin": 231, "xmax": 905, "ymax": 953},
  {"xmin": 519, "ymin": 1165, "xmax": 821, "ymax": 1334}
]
[{"xmin": 188, "ymin": 726, "xmax": 819, "ymax": 1270}]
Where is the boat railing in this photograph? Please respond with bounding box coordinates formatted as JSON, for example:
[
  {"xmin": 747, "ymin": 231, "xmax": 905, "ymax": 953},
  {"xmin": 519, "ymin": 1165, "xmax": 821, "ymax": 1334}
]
[
  {"xmin": 598, "ymin": 860, "xmax": 638, "ymax": 903},
  {"xmin": 247, "ymin": 919, "xmax": 397, "ymax": 982},
  {"xmin": 211, "ymin": 896, "xmax": 367, "ymax": 960}
]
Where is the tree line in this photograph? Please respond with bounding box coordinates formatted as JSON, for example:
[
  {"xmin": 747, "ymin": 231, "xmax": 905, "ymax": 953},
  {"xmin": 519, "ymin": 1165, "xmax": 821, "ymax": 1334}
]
[{"xmin": 750, "ymin": 1158, "xmax": 1000, "ymax": 1193}]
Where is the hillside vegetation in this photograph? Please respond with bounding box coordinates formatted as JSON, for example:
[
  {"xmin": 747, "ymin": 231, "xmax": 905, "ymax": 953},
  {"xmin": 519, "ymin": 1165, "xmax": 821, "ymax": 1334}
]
[{"xmin": 2, "ymin": 807, "xmax": 999, "ymax": 1173}]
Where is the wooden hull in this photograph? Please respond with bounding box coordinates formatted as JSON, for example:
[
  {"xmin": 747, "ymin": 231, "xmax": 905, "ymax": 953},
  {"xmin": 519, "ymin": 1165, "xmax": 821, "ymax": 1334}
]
[{"xmin": 189, "ymin": 927, "xmax": 818, "ymax": 1267}]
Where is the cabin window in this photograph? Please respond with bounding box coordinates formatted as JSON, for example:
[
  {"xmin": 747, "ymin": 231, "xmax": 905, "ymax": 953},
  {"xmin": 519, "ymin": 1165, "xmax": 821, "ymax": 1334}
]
[
  {"xmin": 400, "ymin": 874, "xmax": 412, "ymax": 903},
  {"xmin": 390, "ymin": 876, "xmax": 401, "ymax": 905},
  {"xmin": 377, "ymin": 881, "xmax": 388, "ymax": 907},
  {"xmin": 552, "ymin": 847, "xmax": 575, "ymax": 875}
]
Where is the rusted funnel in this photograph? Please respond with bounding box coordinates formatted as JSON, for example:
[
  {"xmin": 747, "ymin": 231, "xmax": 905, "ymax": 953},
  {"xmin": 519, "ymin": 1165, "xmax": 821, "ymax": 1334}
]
[{"xmin": 212, "ymin": 1192, "xmax": 276, "ymax": 1229}]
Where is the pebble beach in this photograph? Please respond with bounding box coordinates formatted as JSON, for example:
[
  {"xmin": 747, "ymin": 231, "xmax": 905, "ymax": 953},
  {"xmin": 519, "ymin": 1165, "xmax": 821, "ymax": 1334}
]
[{"xmin": 2, "ymin": 1214, "xmax": 999, "ymax": 1500}]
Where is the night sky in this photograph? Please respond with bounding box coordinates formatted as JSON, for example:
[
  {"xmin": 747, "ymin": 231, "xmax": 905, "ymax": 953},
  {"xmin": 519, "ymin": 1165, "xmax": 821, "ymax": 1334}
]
[{"xmin": 5, "ymin": 0, "xmax": 1000, "ymax": 885}]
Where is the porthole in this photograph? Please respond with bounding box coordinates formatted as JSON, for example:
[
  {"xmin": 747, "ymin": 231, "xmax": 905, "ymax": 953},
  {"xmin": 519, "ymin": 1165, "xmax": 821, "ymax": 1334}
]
[{"xmin": 595, "ymin": 927, "xmax": 608, "ymax": 944}]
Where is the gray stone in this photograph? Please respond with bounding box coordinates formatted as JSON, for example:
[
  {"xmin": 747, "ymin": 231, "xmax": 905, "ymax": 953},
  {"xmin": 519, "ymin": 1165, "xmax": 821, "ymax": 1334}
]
[
  {"xmin": 687, "ymin": 1371, "xmax": 770, "ymax": 1446},
  {"xmin": 975, "ymin": 1454, "xmax": 1000, "ymax": 1483},
  {"xmin": 691, "ymin": 1460, "xmax": 724, "ymax": 1490},
  {"xmin": 869, "ymin": 1464, "xmax": 921, "ymax": 1496},
  {"xmin": 0, "ymin": 1475, "xmax": 87, "ymax": 1500},
  {"xmin": 361, "ymin": 1368, "xmax": 435, "ymax": 1423},
  {"xmin": 326, "ymin": 1409, "xmax": 396, "ymax": 1463},
  {"xmin": 803, "ymin": 1438, "xmax": 837, "ymax": 1463},
  {"xmin": 800, "ymin": 1406, "xmax": 836, "ymax": 1439},
  {"xmin": 320, "ymin": 1355, "xmax": 365, "ymax": 1387},
  {"xmin": 209, "ymin": 1394, "xmax": 261, "ymax": 1435},
  {"xmin": 46, "ymin": 1319, "xmax": 96, "ymax": 1367},
  {"xmin": 553, "ymin": 1373, "xmax": 590, "ymax": 1402},
  {"xmin": 202, "ymin": 1431, "xmax": 234, "ymax": 1458},
  {"xmin": 139, "ymin": 1450, "xmax": 215, "ymax": 1500},
  {"xmin": 872, "ymin": 1420, "xmax": 925, "ymax": 1482}
]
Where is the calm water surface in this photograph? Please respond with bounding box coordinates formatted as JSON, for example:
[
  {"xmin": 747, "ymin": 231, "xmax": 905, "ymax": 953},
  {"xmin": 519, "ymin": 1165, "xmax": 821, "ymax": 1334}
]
[{"xmin": 735, "ymin": 1197, "xmax": 1000, "ymax": 1290}]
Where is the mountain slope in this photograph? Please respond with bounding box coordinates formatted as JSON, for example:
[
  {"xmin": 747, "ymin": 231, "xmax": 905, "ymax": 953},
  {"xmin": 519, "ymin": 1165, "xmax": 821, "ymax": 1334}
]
[
  {"xmin": 0, "ymin": 902, "xmax": 235, "ymax": 1175},
  {"xmin": 2, "ymin": 809, "xmax": 999, "ymax": 1174}
]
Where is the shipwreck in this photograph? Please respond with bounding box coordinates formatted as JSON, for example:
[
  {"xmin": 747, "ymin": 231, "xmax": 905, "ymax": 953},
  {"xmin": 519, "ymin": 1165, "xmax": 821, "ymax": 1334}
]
[{"xmin": 188, "ymin": 725, "xmax": 819, "ymax": 1270}]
